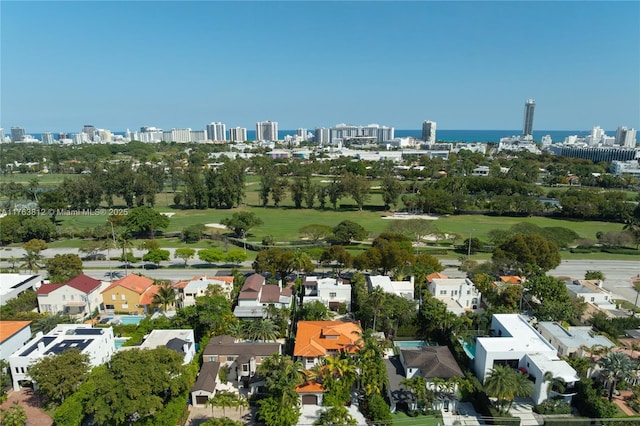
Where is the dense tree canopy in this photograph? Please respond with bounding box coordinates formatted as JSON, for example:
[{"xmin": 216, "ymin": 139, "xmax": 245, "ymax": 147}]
[
  {"xmin": 492, "ymin": 233, "xmax": 561, "ymax": 275},
  {"xmin": 29, "ymin": 348, "xmax": 90, "ymax": 405}
]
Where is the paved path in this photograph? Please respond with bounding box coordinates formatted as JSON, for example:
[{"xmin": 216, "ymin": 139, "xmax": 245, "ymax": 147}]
[{"xmin": 0, "ymin": 389, "xmax": 53, "ymax": 426}]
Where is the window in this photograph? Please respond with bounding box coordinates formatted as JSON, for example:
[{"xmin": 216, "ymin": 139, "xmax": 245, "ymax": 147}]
[
  {"xmin": 62, "ymin": 295, "xmax": 66, "ymax": 301},
  {"xmin": 467, "ymin": 290, "xmax": 471, "ymax": 295},
  {"xmin": 122, "ymin": 304, "xmax": 128, "ymax": 309},
  {"xmin": 452, "ymin": 290, "xmax": 458, "ymax": 296},
  {"xmin": 112, "ymin": 294, "xmax": 116, "ymax": 301},
  {"xmin": 440, "ymin": 290, "xmax": 447, "ymax": 295},
  {"xmin": 121, "ymin": 294, "xmax": 126, "ymax": 300},
  {"xmin": 590, "ymin": 297, "xmax": 595, "ymax": 302},
  {"xmin": 70, "ymin": 295, "xmax": 74, "ymax": 301},
  {"xmin": 329, "ymin": 292, "xmax": 336, "ymax": 298},
  {"xmin": 242, "ymin": 364, "xmax": 249, "ymax": 372}
]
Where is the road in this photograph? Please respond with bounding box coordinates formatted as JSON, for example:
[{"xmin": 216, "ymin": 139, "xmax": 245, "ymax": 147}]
[{"xmin": 2, "ymin": 247, "xmax": 639, "ymax": 303}]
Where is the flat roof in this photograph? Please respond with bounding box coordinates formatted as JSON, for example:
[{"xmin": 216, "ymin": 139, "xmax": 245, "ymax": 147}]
[
  {"xmin": 537, "ymin": 322, "xmax": 615, "ymax": 350},
  {"xmin": 526, "ymin": 353, "xmax": 580, "ymax": 383},
  {"xmin": 0, "ymin": 274, "xmax": 41, "ymax": 296},
  {"xmin": 477, "ymin": 314, "xmax": 556, "ymax": 354}
]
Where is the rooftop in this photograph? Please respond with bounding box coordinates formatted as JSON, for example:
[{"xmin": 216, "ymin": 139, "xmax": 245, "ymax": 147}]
[
  {"xmin": 102, "ymin": 274, "xmax": 154, "ymax": 295},
  {"xmin": 294, "ymin": 321, "xmax": 362, "ymax": 357},
  {"xmin": 477, "ymin": 314, "xmax": 557, "ymax": 354},
  {"xmin": 0, "ymin": 321, "xmax": 32, "ymax": 344},
  {"xmin": 537, "ymin": 322, "xmax": 615, "ymax": 350}
]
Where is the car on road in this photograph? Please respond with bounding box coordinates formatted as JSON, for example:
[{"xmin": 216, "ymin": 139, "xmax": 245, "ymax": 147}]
[{"xmin": 83, "ymin": 253, "xmax": 107, "ymax": 261}]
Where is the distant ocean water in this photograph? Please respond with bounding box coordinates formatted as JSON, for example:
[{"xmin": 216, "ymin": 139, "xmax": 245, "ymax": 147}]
[{"xmin": 18, "ymin": 129, "xmax": 595, "ymax": 143}]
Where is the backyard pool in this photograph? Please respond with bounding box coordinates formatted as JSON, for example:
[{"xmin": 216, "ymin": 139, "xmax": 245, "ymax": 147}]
[
  {"xmin": 459, "ymin": 338, "xmax": 476, "ymax": 359},
  {"xmin": 117, "ymin": 315, "xmax": 146, "ymax": 326},
  {"xmin": 114, "ymin": 337, "xmax": 129, "ymax": 350},
  {"xmin": 394, "ymin": 340, "xmax": 429, "ymax": 348}
]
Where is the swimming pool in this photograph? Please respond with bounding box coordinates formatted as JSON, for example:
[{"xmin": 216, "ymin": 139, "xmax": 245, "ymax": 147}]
[
  {"xmin": 394, "ymin": 340, "xmax": 429, "ymax": 348},
  {"xmin": 114, "ymin": 337, "xmax": 129, "ymax": 349},
  {"xmin": 459, "ymin": 338, "xmax": 476, "ymax": 359},
  {"xmin": 118, "ymin": 315, "xmax": 146, "ymax": 326}
]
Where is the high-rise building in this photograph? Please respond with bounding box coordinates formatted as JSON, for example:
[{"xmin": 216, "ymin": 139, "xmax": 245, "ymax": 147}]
[
  {"xmin": 206, "ymin": 122, "xmax": 226, "ymax": 141},
  {"xmin": 315, "ymin": 128, "xmax": 331, "ymax": 145},
  {"xmin": 229, "ymin": 127, "xmax": 247, "ymax": 142},
  {"xmin": 82, "ymin": 125, "xmax": 97, "ymax": 141},
  {"xmin": 256, "ymin": 121, "xmax": 278, "ymax": 141},
  {"xmin": 11, "ymin": 127, "xmax": 26, "ymax": 142},
  {"xmin": 41, "ymin": 132, "xmax": 54, "ymax": 144},
  {"xmin": 422, "ymin": 120, "xmax": 437, "ymax": 143},
  {"xmin": 615, "ymin": 126, "xmax": 637, "ymax": 148},
  {"xmin": 523, "ymin": 99, "xmax": 535, "ymax": 137},
  {"xmin": 162, "ymin": 128, "xmax": 192, "ymax": 143}
]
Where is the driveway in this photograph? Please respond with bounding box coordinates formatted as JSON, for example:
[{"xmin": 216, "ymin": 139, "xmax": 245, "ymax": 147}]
[
  {"xmin": 298, "ymin": 404, "xmax": 367, "ymax": 426},
  {"xmin": 0, "ymin": 388, "xmax": 53, "ymax": 426}
]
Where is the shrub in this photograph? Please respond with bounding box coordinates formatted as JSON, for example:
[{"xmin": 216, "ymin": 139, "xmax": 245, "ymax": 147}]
[{"xmin": 533, "ymin": 398, "xmax": 572, "ymax": 414}]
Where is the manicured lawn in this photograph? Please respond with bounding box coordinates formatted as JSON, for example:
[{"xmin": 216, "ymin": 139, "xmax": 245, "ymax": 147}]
[{"xmin": 391, "ymin": 412, "xmax": 443, "ymax": 425}]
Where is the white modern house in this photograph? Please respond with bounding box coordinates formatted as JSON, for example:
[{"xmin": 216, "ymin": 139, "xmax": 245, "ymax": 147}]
[
  {"xmin": 367, "ymin": 275, "xmax": 415, "ymax": 300},
  {"xmin": 302, "ymin": 276, "xmax": 352, "ymax": 311},
  {"xmin": 120, "ymin": 329, "xmax": 196, "ymax": 364},
  {"xmin": 537, "ymin": 322, "xmax": 616, "ymax": 358},
  {"xmin": 474, "ymin": 314, "xmax": 580, "ymax": 405},
  {"xmin": 8, "ymin": 324, "xmax": 115, "ymax": 390},
  {"xmin": 565, "ymin": 280, "xmax": 615, "ymax": 309},
  {"xmin": 428, "ymin": 278, "xmax": 482, "ymax": 315},
  {"xmin": 0, "ymin": 321, "xmax": 32, "ymax": 361},
  {"xmin": 0, "ymin": 274, "xmax": 44, "ymax": 306},
  {"xmin": 37, "ymin": 274, "xmax": 109, "ymax": 318},
  {"xmin": 233, "ymin": 274, "xmax": 292, "ymax": 319},
  {"xmin": 177, "ymin": 275, "xmax": 234, "ymax": 308}
]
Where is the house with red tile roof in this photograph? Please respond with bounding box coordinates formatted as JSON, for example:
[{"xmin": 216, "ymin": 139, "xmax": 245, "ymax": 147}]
[
  {"xmin": 0, "ymin": 321, "xmax": 32, "ymax": 360},
  {"xmin": 294, "ymin": 321, "xmax": 362, "ymax": 369},
  {"xmin": 100, "ymin": 274, "xmax": 156, "ymax": 314},
  {"xmin": 233, "ymin": 274, "xmax": 292, "ymax": 319},
  {"xmin": 37, "ymin": 274, "xmax": 109, "ymax": 318}
]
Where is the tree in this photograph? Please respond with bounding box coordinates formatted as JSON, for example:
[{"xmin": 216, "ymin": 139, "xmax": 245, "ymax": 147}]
[
  {"xmin": 207, "ymin": 391, "xmax": 238, "ymax": 417},
  {"xmin": 142, "ymin": 249, "xmax": 170, "ymax": 266},
  {"xmin": 174, "ymin": 247, "xmax": 196, "ymax": 266},
  {"xmin": 599, "ymin": 351, "xmax": 634, "ymax": 402},
  {"xmin": 124, "ymin": 206, "xmax": 169, "ymax": 239},
  {"xmin": 152, "ymin": 282, "xmax": 176, "ymax": 312},
  {"xmin": 86, "ymin": 347, "xmax": 191, "ymax": 425},
  {"xmin": 314, "ymin": 405, "xmax": 357, "ymax": 426},
  {"xmin": 462, "ymin": 237, "xmax": 482, "ymax": 255},
  {"xmin": 46, "ymin": 254, "xmax": 83, "ymax": 283},
  {"xmin": 198, "ymin": 248, "xmax": 225, "ymax": 265},
  {"xmin": 483, "ymin": 365, "xmax": 533, "ymax": 414},
  {"xmin": 0, "ymin": 360, "xmax": 11, "ymax": 403},
  {"xmin": 256, "ymin": 354, "xmax": 303, "ymax": 426},
  {"xmin": 23, "ymin": 238, "xmax": 48, "ymax": 254},
  {"xmin": 299, "ymin": 224, "xmax": 333, "ymax": 242},
  {"xmin": 585, "ymin": 270, "xmax": 605, "ymax": 281},
  {"xmin": 381, "ymin": 173, "xmax": 403, "ymax": 211},
  {"xmin": 361, "ymin": 393, "xmax": 392, "ymax": 424},
  {"xmin": 253, "ymin": 248, "xmax": 314, "ymax": 280},
  {"xmin": 401, "ymin": 375, "xmax": 433, "ymax": 411},
  {"xmin": 0, "ymin": 403, "xmax": 27, "ymax": 426},
  {"xmin": 298, "ymin": 300, "xmax": 330, "ymax": 321},
  {"xmin": 245, "ymin": 318, "xmax": 279, "ymax": 342},
  {"xmin": 225, "ymin": 249, "xmax": 248, "ymax": 265},
  {"xmin": 20, "ymin": 250, "xmax": 44, "ymax": 273},
  {"xmin": 342, "ymin": 172, "xmax": 370, "ymax": 210},
  {"xmin": 320, "ymin": 245, "xmax": 353, "ymax": 276},
  {"xmin": 28, "ymin": 348, "xmax": 90, "ymax": 404},
  {"xmin": 493, "ymin": 233, "xmax": 561, "ymax": 275},
  {"xmin": 332, "ymin": 220, "xmax": 367, "ymax": 245},
  {"xmin": 18, "ymin": 217, "xmax": 56, "ymax": 242},
  {"xmin": 182, "ymin": 223, "xmax": 206, "ymax": 242},
  {"xmin": 221, "ymin": 211, "xmax": 263, "ymax": 239},
  {"xmin": 525, "ymin": 274, "xmax": 581, "ymax": 322}
]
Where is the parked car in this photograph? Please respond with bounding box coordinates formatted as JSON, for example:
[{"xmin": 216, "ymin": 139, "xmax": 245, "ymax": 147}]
[{"xmin": 83, "ymin": 253, "xmax": 106, "ymax": 261}]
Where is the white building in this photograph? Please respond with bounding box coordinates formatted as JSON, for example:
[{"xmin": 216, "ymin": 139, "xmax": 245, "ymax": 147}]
[
  {"xmin": 233, "ymin": 274, "xmax": 292, "ymax": 319},
  {"xmin": 9, "ymin": 324, "xmax": 115, "ymax": 390},
  {"xmin": 162, "ymin": 128, "xmax": 192, "ymax": 143},
  {"xmin": 41, "ymin": 132, "xmax": 54, "ymax": 144},
  {"xmin": 473, "ymin": 314, "xmax": 579, "ymax": 405},
  {"xmin": 537, "ymin": 322, "xmax": 615, "ymax": 358},
  {"xmin": 120, "ymin": 329, "xmax": 195, "ymax": 364},
  {"xmin": 0, "ymin": 321, "xmax": 32, "ymax": 361},
  {"xmin": 367, "ymin": 275, "xmax": 415, "ymax": 300},
  {"xmin": 611, "ymin": 160, "xmax": 640, "ymax": 178},
  {"xmin": 314, "ymin": 127, "xmax": 331, "ymax": 145},
  {"xmin": 615, "ymin": 126, "xmax": 637, "ymax": 148},
  {"xmin": 422, "ymin": 120, "xmax": 436, "ymax": 143},
  {"xmin": 256, "ymin": 121, "xmax": 278, "ymax": 141},
  {"xmin": 190, "ymin": 130, "xmax": 207, "ymax": 142},
  {"xmin": 206, "ymin": 122, "xmax": 226, "ymax": 141},
  {"xmin": 229, "ymin": 127, "xmax": 247, "ymax": 142},
  {"xmin": 37, "ymin": 274, "xmax": 109, "ymax": 318},
  {"xmin": 428, "ymin": 278, "xmax": 482, "ymax": 315},
  {"xmin": 565, "ymin": 280, "xmax": 615, "ymax": 309},
  {"xmin": 301, "ymin": 276, "xmax": 352, "ymax": 311},
  {"xmin": 176, "ymin": 275, "xmax": 234, "ymax": 308},
  {"xmin": 0, "ymin": 274, "xmax": 44, "ymax": 306}
]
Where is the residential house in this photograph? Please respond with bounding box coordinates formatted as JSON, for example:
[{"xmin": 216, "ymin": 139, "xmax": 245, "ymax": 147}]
[
  {"xmin": 0, "ymin": 274, "xmax": 44, "ymax": 306},
  {"xmin": 367, "ymin": 275, "xmax": 415, "ymax": 300},
  {"xmin": 537, "ymin": 322, "xmax": 615, "ymax": 358},
  {"xmin": 120, "ymin": 329, "xmax": 195, "ymax": 364},
  {"xmin": 565, "ymin": 280, "xmax": 615, "ymax": 309},
  {"xmin": 8, "ymin": 324, "xmax": 114, "ymax": 390},
  {"xmin": 101, "ymin": 274, "xmax": 157, "ymax": 314},
  {"xmin": 398, "ymin": 346, "xmax": 465, "ymax": 412},
  {"xmin": 177, "ymin": 275, "xmax": 234, "ymax": 308},
  {"xmin": 191, "ymin": 335, "xmax": 281, "ymax": 406},
  {"xmin": 233, "ymin": 274, "xmax": 292, "ymax": 319},
  {"xmin": 474, "ymin": 314, "xmax": 580, "ymax": 405},
  {"xmin": 0, "ymin": 321, "xmax": 31, "ymax": 360},
  {"xmin": 428, "ymin": 278, "xmax": 482, "ymax": 315},
  {"xmin": 302, "ymin": 276, "xmax": 352, "ymax": 311},
  {"xmin": 37, "ymin": 274, "xmax": 109, "ymax": 318},
  {"xmin": 294, "ymin": 321, "xmax": 362, "ymax": 369}
]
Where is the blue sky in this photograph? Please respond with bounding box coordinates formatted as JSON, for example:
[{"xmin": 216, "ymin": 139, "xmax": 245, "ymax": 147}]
[{"xmin": 1, "ymin": 1, "xmax": 639, "ymax": 132}]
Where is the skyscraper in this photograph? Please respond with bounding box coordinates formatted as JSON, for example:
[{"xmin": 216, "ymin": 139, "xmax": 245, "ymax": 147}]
[
  {"xmin": 615, "ymin": 126, "xmax": 637, "ymax": 148},
  {"xmin": 522, "ymin": 99, "xmax": 535, "ymax": 137},
  {"xmin": 229, "ymin": 127, "xmax": 247, "ymax": 142},
  {"xmin": 256, "ymin": 121, "xmax": 278, "ymax": 141},
  {"xmin": 10, "ymin": 126, "xmax": 26, "ymax": 142},
  {"xmin": 206, "ymin": 122, "xmax": 226, "ymax": 141},
  {"xmin": 41, "ymin": 132, "xmax": 54, "ymax": 144},
  {"xmin": 422, "ymin": 120, "xmax": 437, "ymax": 143}
]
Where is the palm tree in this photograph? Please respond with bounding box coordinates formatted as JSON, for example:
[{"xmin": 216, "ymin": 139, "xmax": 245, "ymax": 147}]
[
  {"xmin": 483, "ymin": 365, "xmax": 533, "ymax": 415},
  {"xmin": 314, "ymin": 405, "xmax": 357, "ymax": 426},
  {"xmin": 245, "ymin": 318, "xmax": 278, "ymax": 342},
  {"xmin": 600, "ymin": 351, "xmax": 634, "ymax": 401},
  {"xmin": 369, "ymin": 286, "xmax": 386, "ymax": 331},
  {"xmin": 207, "ymin": 391, "xmax": 237, "ymax": 417},
  {"xmin": 20, "ymin": 250, "xmax": 44, "ymax": 273},
  {"xmin": 401, "ymin": 375, "xmax": 432, "ymax": 411},
  {"xmin": 152, "ymin": 282, "xmax": 176, "ymax": 312}
]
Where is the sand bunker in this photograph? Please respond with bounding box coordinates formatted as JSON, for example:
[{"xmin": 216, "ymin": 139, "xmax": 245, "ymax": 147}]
[
  {"xmin": 381, "ymin": 213, "xmax": 439, "ymax": 220},
  {"xmin": 205, "ymin": 223, "xmax": 228, "ymax": 229}
]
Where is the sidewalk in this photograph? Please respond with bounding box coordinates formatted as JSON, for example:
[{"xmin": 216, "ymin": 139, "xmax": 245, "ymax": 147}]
[{"xmin": 0, "ymin": 389, "xmax": 53, "ymax": 426}]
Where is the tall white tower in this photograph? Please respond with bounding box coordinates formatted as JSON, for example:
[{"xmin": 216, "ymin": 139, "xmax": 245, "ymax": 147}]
[
  {"xmin": 422, "ymin": 120, "xmax": 436, "ymax": 143},
  {"xmin": 523, "ymin": 99, "xmax": 535, "ymax": 138},
  {"xmin": 256, "ymin": 121, "xmax": 278, "ymax": 141}
]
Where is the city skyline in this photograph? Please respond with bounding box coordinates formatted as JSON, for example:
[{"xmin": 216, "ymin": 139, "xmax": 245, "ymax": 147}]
[{"xmin": 2, "ymin": 1, "xmax": 638, "ymax": 132}]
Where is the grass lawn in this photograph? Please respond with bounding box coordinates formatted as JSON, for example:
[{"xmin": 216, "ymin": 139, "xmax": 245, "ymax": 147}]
[{"xmin": 391, "ymin": 412, "xmax": 443, "ymax": 425}]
